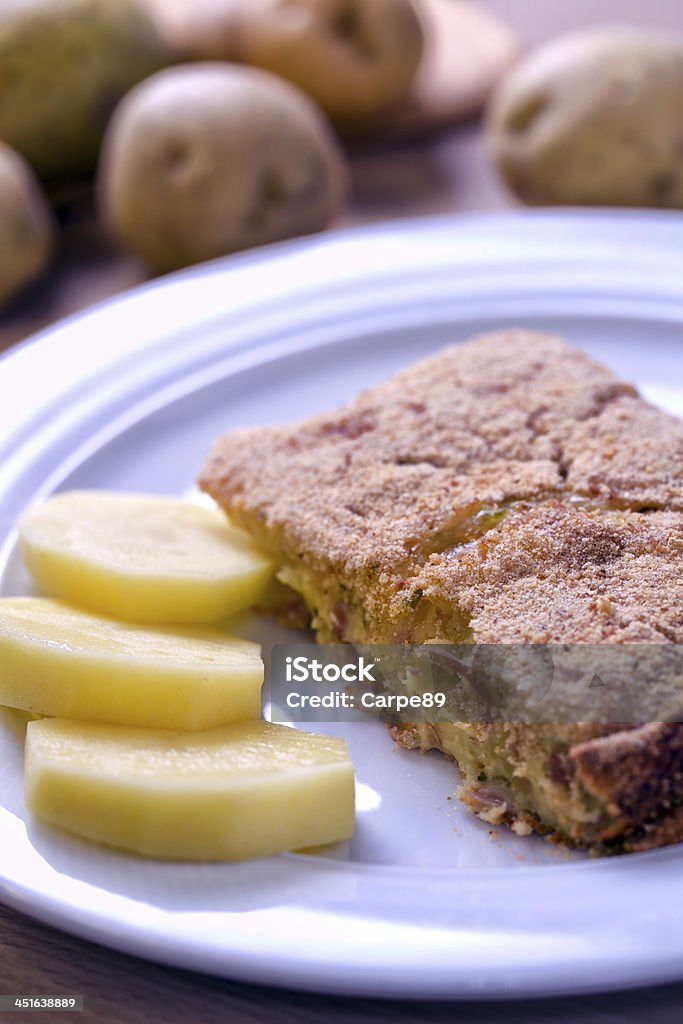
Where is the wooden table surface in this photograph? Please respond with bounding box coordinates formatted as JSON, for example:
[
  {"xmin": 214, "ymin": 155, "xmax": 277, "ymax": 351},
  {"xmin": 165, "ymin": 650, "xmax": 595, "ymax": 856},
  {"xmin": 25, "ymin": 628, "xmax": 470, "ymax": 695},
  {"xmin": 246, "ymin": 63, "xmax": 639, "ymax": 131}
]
[{"xmin": 4, "ymin": 2, "xmax": 683, "ymax": 1021}]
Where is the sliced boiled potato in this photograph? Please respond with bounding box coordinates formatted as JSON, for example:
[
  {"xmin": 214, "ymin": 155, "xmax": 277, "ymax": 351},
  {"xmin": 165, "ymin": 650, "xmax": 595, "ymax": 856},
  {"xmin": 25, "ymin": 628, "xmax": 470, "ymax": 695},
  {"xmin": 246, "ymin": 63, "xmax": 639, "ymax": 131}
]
[
  {"xmin": 0, "ymin": 598, "xmax": 263, "ymax": 730},
  {"xmin": 25, "ymin": 718, "xmax": 355, "ymax": 861},
  {"xmin": 19, "ymin": 491, "xmax": 273, "ymax": 623}
]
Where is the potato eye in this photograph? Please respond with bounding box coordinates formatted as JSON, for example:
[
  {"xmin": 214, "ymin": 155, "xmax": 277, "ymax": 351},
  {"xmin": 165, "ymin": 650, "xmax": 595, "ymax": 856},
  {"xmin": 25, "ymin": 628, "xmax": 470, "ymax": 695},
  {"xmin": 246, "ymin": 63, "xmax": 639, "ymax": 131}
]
[
  {"xmin": 331, "ymin": 1, "xmax": 376, "ymax": 61},
  {"xmin": 506, "ymin": 93, "xmax": 549, "ymax": 135}
]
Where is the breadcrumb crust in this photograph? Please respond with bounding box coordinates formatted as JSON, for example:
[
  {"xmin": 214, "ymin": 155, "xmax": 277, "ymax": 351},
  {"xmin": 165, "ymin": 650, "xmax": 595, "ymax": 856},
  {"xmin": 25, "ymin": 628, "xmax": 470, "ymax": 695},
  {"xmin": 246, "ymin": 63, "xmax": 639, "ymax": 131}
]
[{"xmin": 200, "ymin": 330, "xmax": 683, "ymax": 852}]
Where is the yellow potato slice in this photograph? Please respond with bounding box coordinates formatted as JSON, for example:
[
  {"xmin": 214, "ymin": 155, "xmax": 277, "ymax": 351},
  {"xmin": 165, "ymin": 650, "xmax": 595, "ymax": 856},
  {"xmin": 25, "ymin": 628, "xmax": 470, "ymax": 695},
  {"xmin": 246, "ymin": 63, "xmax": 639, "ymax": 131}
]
[
  {"xmin": 25, "ymin": 718, "xmax": 355, "ymax": 861},
  {"xmin": 19, "ymin": 491, "xmax": 273, "ymax": 623},
  {"xmin": 0, "ymin": 598, "xmax": 263, "ymax": 730}
]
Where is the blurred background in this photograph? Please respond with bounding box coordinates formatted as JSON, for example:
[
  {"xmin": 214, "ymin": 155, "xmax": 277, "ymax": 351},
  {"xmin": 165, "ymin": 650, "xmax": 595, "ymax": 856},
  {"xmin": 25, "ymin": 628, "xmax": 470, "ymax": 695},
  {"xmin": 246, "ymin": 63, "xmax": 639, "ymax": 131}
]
[{"xmin": 2, "ymin": 0, "xmax": 683, "ymax": 352}]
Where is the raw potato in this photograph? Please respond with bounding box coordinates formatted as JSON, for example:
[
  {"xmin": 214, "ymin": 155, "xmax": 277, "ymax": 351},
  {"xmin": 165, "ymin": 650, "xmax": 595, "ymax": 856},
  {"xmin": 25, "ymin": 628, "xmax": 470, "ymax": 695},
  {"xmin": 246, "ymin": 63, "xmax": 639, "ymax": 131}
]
[
  {"xmin": 0, "ymin": 598, "xmax": 263, "ymax": 730},
  {"xmin": 0, "ymin": 143, "xmax": 54, "ymax": 309},
  {"xmin": 19, "ymin": 491, "xmax": 273, "ymax": 624},
  {"xmin": 0, "ymin": 0, "xmax": 172, "ymax": 179},
  {"xmin": 25, "ymin": 718, "xmax": 355, "ymax": 860},
  {"xmin": 236, "ymin": 0, "xmax": 424, "ymax": 124},
  {"xmin": 98, "ymin": 63, "xmax": 348, "ymax": 273},
  {"xmin": 487, "ymin": 27, "xmax": 683, "ymax": 207}
]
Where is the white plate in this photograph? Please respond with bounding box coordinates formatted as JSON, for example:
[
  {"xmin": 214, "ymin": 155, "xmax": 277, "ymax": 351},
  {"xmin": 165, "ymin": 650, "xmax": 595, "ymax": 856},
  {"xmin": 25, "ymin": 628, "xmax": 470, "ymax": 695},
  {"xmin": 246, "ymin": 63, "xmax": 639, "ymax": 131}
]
[{"xmin": 2, "ymin": 210, "xmax": 683, "ymax": 1000}]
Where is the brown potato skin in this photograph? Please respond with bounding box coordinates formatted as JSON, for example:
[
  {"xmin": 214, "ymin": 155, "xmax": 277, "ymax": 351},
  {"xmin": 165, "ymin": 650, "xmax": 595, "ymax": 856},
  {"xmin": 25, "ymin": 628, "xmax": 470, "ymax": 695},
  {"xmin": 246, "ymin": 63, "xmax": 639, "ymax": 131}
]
[
  {"xmin": 487, "ymin": 27, "xmax": 683, "ymax": 208},
  {"xmin": 97, "ymin": 63, "xmax": 348, "ymax": 273},
  {"xmin": 0, "ymin": 143, "xmax": 54, "ymax": 309},
  {"xmin": 0, "ymin": 0, "xmax": 171, "ymax": 180},
  {"xmin": 145, "ymin": 0, "xmax": 423, "ymax": 125},
  {"xmin": 235, "ymin": 0, "xmax": 424, "ymax": 125}
]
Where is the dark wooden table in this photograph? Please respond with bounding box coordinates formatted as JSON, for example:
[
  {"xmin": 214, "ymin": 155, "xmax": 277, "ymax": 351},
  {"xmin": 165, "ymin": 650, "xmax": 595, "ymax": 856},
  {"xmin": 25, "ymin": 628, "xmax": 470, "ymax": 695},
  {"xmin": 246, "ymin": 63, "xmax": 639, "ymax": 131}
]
[{"xmin": 4, "ymin": 2, "xmax": 683, "ymax": 1021}]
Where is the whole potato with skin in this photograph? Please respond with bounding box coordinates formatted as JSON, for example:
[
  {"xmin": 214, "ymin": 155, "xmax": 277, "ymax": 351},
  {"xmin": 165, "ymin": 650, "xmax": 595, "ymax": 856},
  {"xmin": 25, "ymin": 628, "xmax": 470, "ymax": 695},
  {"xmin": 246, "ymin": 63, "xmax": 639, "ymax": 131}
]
[
  {"xmin": 0, "ymin": 143, "xmax": 54, "ymax": 310},
  {"xmin": 487, "ymin": 27, "xmax": 683, "ymax": 208},
  {"xmin": 98, "ymin": 64, "xmax": 348, "ymax": 273},
  {"xmin": 0, "ymin": 0, "xmax": 172, "ymax": 180},
  {"xmin": 235, "ymin": 0, "xmax": 424, "ymax": 125}
]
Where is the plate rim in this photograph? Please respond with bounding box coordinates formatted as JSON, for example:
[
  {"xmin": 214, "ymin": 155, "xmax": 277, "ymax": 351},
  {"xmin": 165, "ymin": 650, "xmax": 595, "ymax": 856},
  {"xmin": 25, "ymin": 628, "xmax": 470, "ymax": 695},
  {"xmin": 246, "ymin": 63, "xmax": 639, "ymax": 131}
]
[{"xmin": 3, "ymin": 208, "xmax": 683, "ymax": 1000}]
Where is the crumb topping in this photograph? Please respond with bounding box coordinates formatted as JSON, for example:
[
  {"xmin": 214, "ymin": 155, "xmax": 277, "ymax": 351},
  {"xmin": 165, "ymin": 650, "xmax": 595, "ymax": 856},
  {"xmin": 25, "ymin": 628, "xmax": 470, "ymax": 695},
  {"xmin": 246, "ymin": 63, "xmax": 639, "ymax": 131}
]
[
  {"xmin": 200, "ymin": 329, "xmax": 683, "ymax": 644},
  {"xmin": 199, "ymin": 329, "xmax": 683, "ymax": 850}
]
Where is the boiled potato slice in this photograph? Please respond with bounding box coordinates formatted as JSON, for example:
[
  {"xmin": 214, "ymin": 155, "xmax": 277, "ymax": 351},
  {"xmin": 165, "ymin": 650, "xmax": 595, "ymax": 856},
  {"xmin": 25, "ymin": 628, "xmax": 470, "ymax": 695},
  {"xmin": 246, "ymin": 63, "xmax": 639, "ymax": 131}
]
[
  {"xmin": 25, "ymin": 718, "xmax": 355, "ymax": 861},
  {"xmin": 0, "ymin": 598, "xmax": 263, "ymax": 730},
  {"xmin": 19, "ymin": 491, "xmax": 273, "ymax": 624}
]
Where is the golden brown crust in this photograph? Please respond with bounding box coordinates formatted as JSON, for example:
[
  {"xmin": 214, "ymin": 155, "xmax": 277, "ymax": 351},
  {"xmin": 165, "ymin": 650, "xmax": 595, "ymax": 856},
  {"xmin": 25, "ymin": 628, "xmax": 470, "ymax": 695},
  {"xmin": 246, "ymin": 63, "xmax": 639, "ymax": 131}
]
[
  {"xmin": 200, "ymin": 329, "xmax": 683, "ymax": 851},
  {"xmin": 200, "ymin": 330, "xmax": 682, "ymax": 560},
  {"xmin": 417, "ymin": 502, "xmax": 683, "ymax": 643},
  {"xmin": 393, "ymin": 719, "xmax": 683, "ymax": 851},
  {"xmin": 571, "ymin": 723, "xmax": 683, "ymax": 832},
  {"xmin": 617, "ymin": 802, "xmax": 683, "ymax": 853},
  {"xmin": 200, "ymin": 330, "xmax": 683, "ymax": 641}
]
